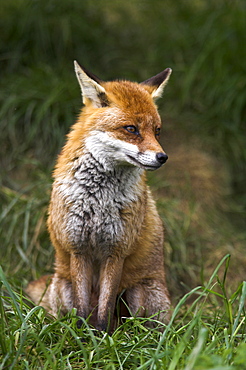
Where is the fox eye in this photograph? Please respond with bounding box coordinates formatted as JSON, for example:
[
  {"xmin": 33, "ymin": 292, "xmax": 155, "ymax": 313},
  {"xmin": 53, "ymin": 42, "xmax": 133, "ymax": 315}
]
[
  {"xmin": 124, "ymin": 125, "xmax": 139, "ymax": 134},
  {"xmin": 155, "ymin": 127, "xmax": 161, "ymax": 138},
  {"xmin": 155, "ymin": 127, "xmax": 161, "ymax": 139}
]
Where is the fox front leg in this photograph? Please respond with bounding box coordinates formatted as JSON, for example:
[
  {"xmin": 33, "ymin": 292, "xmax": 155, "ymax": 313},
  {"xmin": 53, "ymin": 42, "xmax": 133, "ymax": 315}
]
[
  {"xmin": 70, "ymin": 253, "xmax": 93, "ymax": 327},
  {"xmin": 97, "ymin": 256, "xmax": 124, "ymax": 332},
  {"xmin": 126, "ymin": 279, "xmax": 170, "ymax": 326}
]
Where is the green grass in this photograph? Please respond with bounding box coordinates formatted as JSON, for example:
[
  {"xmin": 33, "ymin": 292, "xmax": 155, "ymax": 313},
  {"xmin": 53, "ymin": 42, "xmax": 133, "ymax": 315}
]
[{"xmin": 0, "ymin": 258, "xmax": 245, "ymax": 369}]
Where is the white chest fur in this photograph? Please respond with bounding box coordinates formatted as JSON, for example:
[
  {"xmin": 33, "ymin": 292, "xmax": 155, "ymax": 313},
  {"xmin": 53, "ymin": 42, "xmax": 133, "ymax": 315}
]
[{"xmin": 55, "ymin": 152, "xmax": 143, "ymax": 256}]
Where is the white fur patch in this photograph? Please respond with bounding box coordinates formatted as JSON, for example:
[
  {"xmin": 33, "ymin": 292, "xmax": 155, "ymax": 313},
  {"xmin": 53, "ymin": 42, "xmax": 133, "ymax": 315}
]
[{"xmin": 85, "ymin": 131, "xmax": 162, "ymax": 170}]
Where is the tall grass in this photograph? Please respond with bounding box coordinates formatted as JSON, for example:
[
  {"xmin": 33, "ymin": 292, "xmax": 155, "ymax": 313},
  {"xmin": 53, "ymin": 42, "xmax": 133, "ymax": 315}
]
[
  {"xmin": 0, "ymin": 257, "xmax": 245, "ymax": 369},
  {"xmin": 0, "ymin": 0, "xmax": 245, "ymax": 299}
]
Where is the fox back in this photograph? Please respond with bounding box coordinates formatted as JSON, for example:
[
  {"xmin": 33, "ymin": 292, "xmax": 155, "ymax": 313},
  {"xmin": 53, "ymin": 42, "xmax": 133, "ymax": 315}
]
[{"xmin": 26, "ymin": 62, "xmax": 172, "ymax": 332}]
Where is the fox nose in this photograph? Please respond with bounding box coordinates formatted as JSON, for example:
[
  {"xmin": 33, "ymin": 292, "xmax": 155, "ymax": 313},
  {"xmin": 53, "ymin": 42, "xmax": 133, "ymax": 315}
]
[{"xmin": 156, "ymin": 152, "xmax": 168, "ymax": 164}]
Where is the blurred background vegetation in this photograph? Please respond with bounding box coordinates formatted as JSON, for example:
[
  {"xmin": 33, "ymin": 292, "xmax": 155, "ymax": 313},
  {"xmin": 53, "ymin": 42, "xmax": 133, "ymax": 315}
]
[{"xmin": 0, "ymin": 0, "xmax": 245, "ymax": 300}]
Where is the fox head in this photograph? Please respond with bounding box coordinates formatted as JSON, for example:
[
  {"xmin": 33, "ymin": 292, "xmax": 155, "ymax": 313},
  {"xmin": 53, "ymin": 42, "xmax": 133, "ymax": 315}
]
[{"xmin": 74, "ymin": 61, "xmax": 172, "ymax": 171}]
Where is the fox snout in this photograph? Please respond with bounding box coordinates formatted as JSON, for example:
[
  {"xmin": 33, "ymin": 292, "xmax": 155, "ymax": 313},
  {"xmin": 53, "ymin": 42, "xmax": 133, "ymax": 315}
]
[
  {"xmin": 85, "ymin": 131, "xmax": 168, "ymax": 171},
  {"xmin": 134, "ymin": 150, "xmax": 168, "ymax": 171}
]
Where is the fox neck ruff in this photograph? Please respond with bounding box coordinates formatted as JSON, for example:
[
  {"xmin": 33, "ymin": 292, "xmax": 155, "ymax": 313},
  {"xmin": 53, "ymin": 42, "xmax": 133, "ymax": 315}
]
[{"xmin": 53, "ymin": 149, "xmax": 145, "ymax": 259}]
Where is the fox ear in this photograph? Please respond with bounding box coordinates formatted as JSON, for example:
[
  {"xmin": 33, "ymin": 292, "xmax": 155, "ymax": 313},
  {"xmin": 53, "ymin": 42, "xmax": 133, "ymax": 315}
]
[
  {"xmin": 141, "ymin": 68, "xmax": 172, "ymax": 100},
  {"xmin": 74, "ymin": 61, "xmax": 108, "ymax": 108}
]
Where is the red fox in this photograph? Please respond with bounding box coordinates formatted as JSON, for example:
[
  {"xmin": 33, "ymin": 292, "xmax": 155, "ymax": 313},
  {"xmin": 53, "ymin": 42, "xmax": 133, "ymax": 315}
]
[{"xmin": 26, "ymin": 61, "xmax": 172, "ymax": 331}]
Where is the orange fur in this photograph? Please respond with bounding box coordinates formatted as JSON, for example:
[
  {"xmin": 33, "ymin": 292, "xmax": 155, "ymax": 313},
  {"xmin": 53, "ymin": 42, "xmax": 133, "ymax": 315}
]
[{"xmin": 26, "ymin": 62, "xmax": 172, "ymax": 331}]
